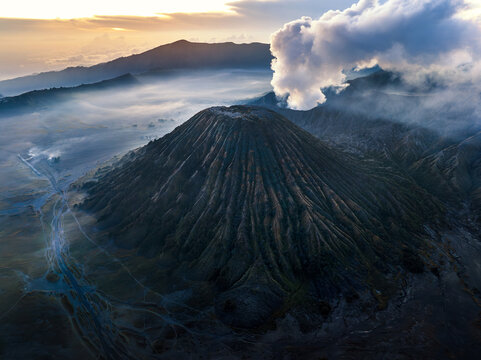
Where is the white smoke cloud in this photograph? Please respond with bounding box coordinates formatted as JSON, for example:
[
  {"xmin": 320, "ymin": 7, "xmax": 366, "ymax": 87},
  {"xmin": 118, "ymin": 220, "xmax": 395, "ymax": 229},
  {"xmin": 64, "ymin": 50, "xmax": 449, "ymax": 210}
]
[{"xmin": 270, "ymin": 0, "xmax": 481, "ymax": 110}]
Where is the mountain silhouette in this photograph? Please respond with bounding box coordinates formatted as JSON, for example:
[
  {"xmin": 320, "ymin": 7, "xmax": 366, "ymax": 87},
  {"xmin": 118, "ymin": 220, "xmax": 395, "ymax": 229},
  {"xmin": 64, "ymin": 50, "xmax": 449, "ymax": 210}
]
[{"xmin": 0, "ymin": 40, "xmax": 272, "ymax": 96}]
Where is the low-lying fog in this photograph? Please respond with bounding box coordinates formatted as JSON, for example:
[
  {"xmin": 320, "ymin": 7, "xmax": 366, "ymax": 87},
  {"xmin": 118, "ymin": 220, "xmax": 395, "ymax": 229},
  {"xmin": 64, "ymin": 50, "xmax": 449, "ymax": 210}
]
[{"xmin": 0, "ymin": 69, "xmax": 273, "ymax": 213}]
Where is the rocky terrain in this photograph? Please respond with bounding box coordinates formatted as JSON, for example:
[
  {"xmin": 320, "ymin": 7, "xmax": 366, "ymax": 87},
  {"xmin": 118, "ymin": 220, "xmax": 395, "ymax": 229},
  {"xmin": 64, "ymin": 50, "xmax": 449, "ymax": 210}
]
[
  {"xmin": 71, "ymin": 105, "xmax": 481, "ymax": 358},
  {"xmin": 83, "ymin": 106, "xmax": 440, "ymax": 306},
  {"xmin": 249, "ymin": 71, "xmax": 481, "ymax": 226},
  {"xmin": 3, "ymin": 71, "xmax": 478, "ymax": 359}
]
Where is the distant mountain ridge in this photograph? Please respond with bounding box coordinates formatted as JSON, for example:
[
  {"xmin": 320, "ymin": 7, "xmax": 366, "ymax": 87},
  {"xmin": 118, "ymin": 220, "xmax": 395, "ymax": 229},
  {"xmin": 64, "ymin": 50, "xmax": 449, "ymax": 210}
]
[
  {"xmin": 0, "ymin": 40, "xmax": 272, "ymax": 96},
  {"xmin": 0, "ymin": 73, "xmax": 139, "ymax": 114}
]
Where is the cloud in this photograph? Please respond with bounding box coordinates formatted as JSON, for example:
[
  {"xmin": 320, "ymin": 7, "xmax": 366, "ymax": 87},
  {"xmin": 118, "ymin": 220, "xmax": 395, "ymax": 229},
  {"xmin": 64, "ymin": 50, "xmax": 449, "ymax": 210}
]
[{"xmin": 270, "ymin": 0, "xmax": 481, "ymax": 110}]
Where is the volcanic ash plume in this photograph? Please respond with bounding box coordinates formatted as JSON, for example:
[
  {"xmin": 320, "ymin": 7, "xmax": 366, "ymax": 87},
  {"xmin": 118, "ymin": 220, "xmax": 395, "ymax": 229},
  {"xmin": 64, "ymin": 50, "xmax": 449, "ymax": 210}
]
[{"xmin": 270, "ymin": 0, "xmax": 481, "ymax": 110}]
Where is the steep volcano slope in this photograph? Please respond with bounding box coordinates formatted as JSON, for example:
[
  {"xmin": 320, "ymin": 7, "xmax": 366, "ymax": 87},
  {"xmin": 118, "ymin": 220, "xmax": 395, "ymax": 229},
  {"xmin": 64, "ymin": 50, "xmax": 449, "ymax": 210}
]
[
  {"xmin": 249, "ymin": 91, "xmax": 446, "ymax": 167},
  {"xmin": 412, "ymin": 131, "xmax": 481, "ymax": 211},
  {"xmin": 82, "ymin": 106, "xmax": 440, "ymax": 324},
  {"xmin": 249, "ymin": 70, "xmax": 481, "ymax": 167},
  {"xmin": 249, "ymin": 85, "xmax": 481, "ymax": 216}
]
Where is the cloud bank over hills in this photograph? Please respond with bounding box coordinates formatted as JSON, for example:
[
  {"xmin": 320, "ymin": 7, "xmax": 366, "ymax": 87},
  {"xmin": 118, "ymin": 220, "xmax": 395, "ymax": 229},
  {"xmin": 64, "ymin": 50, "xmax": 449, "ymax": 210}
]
[{"xmin": 270, "ymin": 0, "xmax": 481, "ymax": 110}]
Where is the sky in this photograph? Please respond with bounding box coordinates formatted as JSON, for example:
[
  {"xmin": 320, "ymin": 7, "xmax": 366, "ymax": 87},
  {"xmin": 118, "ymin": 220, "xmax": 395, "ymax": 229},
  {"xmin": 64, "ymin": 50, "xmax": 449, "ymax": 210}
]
[{"xmin": 0, "ymin": 0, "xmax": 355, "ymax": 80}]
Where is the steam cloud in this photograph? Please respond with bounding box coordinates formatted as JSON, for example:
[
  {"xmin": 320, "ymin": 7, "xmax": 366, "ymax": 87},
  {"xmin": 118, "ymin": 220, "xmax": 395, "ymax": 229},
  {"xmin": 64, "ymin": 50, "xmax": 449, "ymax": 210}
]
[{"xmin": 270, "ymin": 0, "xmax": 481, "ymax": 110}]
